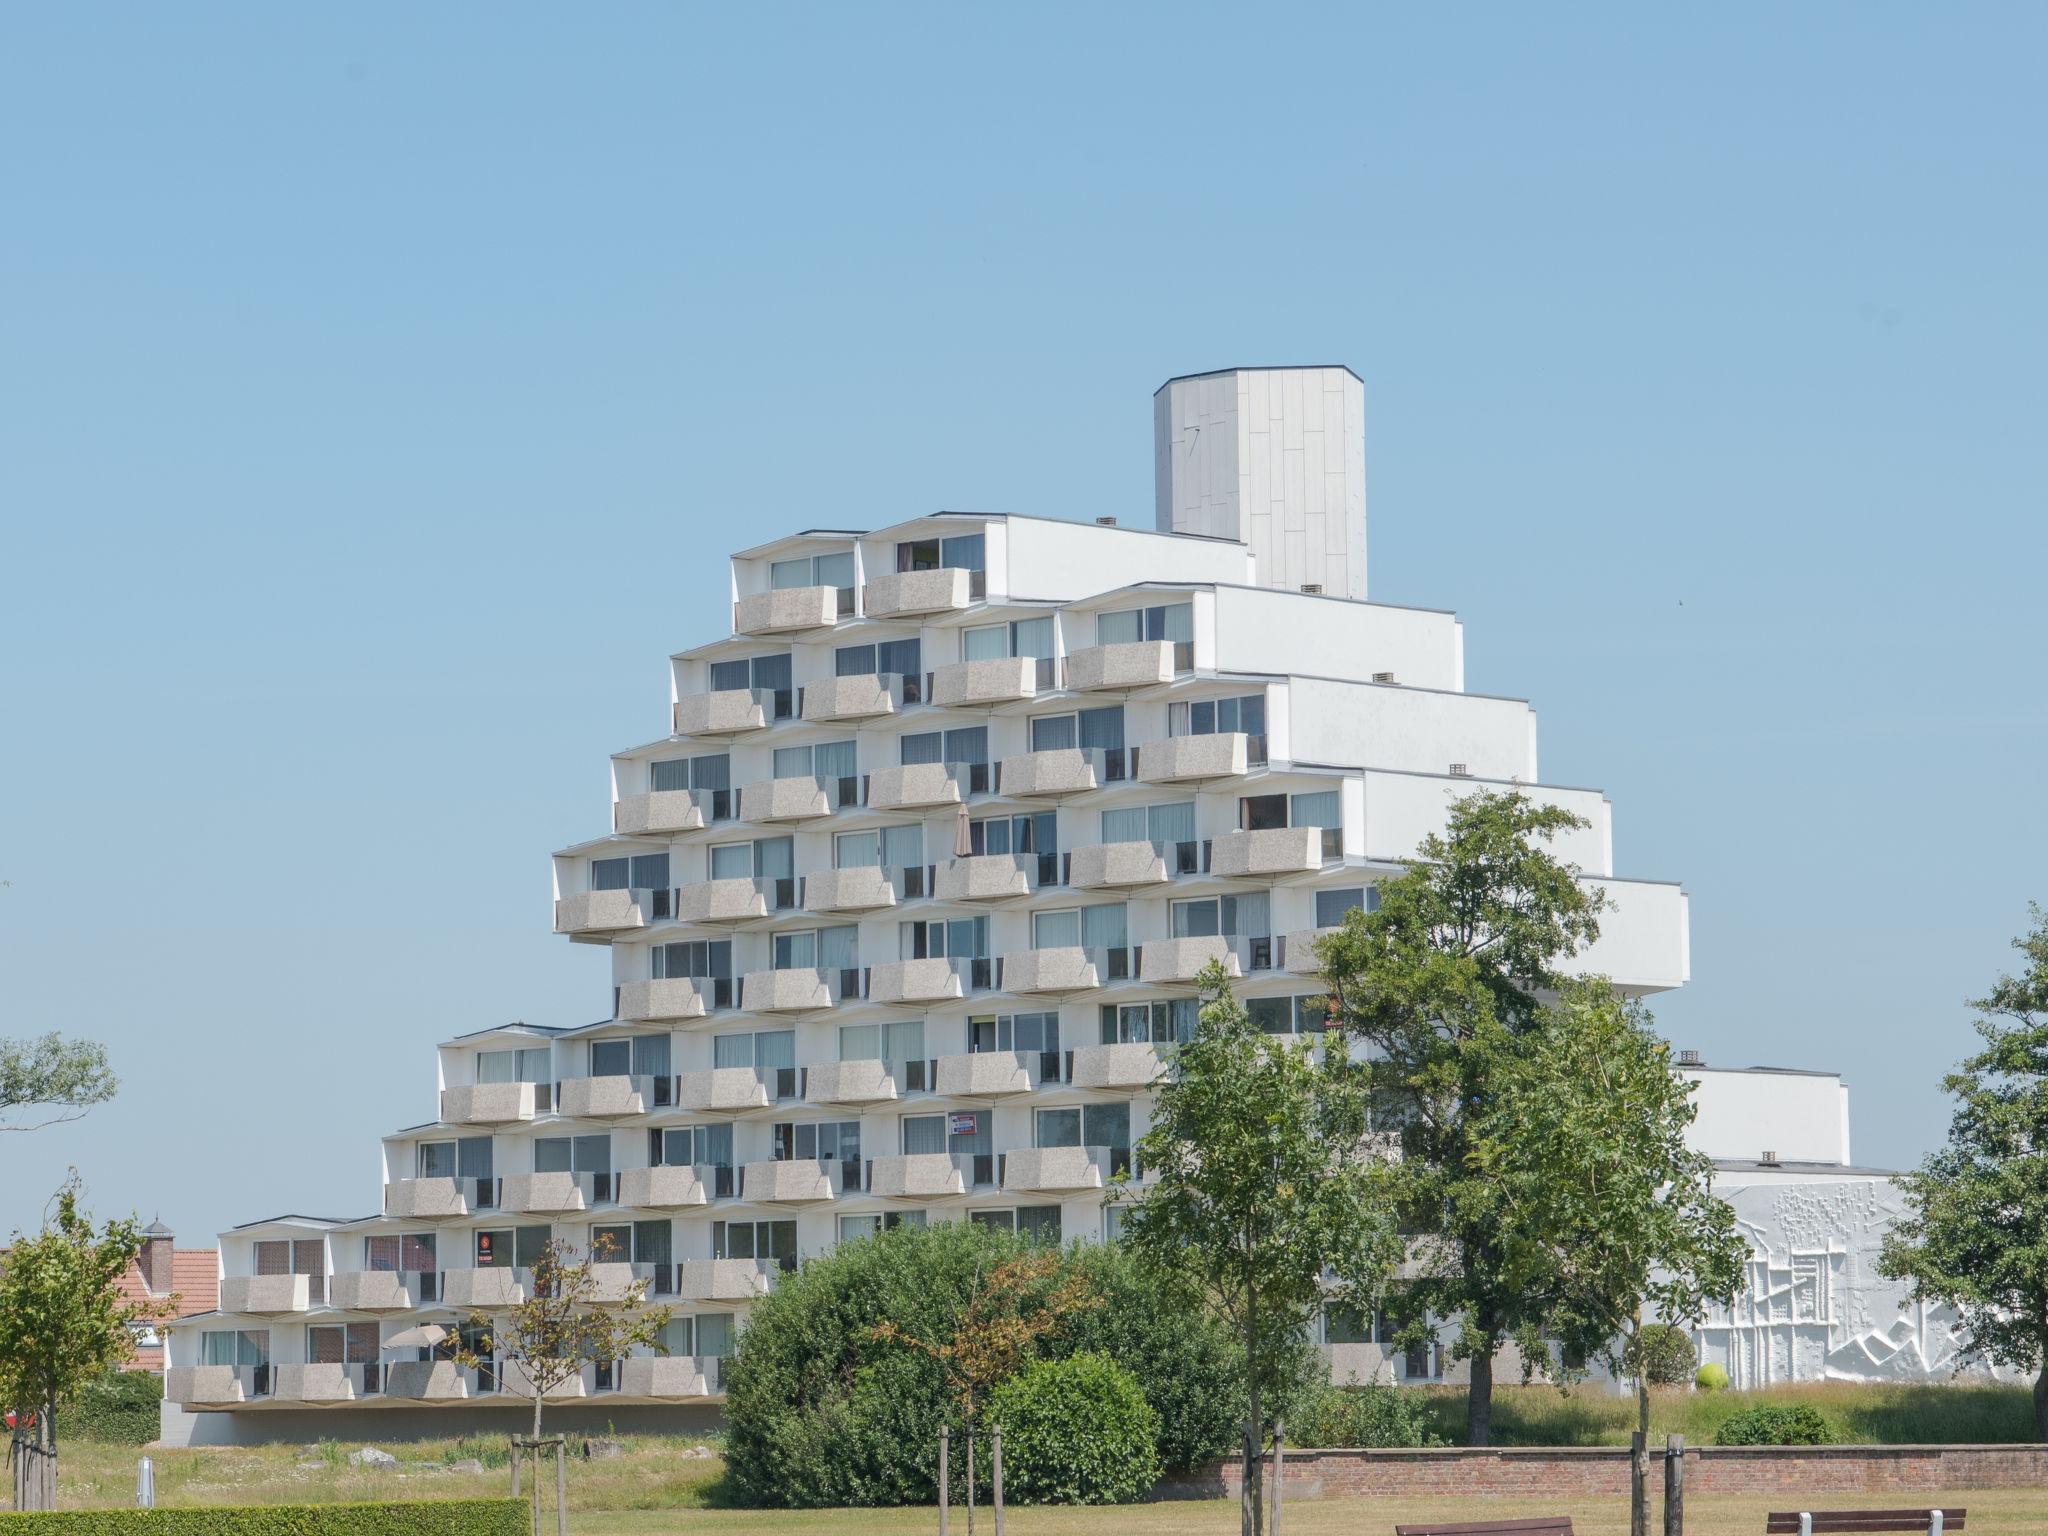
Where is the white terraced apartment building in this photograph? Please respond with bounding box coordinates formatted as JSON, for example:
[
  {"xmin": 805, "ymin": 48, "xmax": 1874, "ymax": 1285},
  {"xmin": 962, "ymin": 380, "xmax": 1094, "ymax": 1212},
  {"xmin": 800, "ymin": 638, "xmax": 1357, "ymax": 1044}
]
[{"xmin": 160, "ymin": 366, "xmax": 1690, "ymax": 1442}]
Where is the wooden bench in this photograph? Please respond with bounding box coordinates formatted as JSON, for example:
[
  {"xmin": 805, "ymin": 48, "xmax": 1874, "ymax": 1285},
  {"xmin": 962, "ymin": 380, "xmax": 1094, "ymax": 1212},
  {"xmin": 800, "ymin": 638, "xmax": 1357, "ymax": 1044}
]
[
  {"xmin": 1766, "ymin": 1512, "xmax": 1964, "ymax": 1534},
  {"xmin": 1394, "ymin": 1520, "xmax": 1573, "ymax": 1536}
]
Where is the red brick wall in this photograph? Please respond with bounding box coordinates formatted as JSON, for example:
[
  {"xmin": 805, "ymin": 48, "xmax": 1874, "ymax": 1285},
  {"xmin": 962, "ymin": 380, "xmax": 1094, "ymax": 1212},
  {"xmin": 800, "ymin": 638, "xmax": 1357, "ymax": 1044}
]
[{"xmin": 1160, "ymin": 1444, "xmax": 2048, "ymax": 1502}]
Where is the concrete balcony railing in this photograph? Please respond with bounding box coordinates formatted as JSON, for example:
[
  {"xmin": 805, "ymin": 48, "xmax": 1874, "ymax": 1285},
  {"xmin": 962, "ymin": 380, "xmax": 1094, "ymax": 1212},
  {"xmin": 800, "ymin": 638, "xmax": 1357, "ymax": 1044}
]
[
  {"xmin": 1137, "ymin": 732, "xmax": 1251, "ymax": 784},
  {"xmin": 440, "ymin": 1082, "xmax": 538, "ymax": 1126},
  {"xmin": 929, "ymin": 655, "xmax": 1037, "ymax": 707},
  {"xmin": 736, "ymin": 585, "xmax": 840, "ymax": 635},
  {"xmin": 802, "ymin": 865, "xmax": 898, "ymax": 914},
  {"xmin": 501, "ymin": 1358, "xmax": 589, "ymax": 1401},
  {"xmin": 801, "ymin": 672, "xmax": 902, "ymax": 723},
  {"xmin": 803, "ymin": 1058, "xmax": 899, "ymax": 1107},
  {"xmin": 934, "ymin": 1051, "xmax": 1032, "ymax": 1098},
  {"xmin": 383, "ymin": 1178, "xmax": 468, "ymax": 1222},
  {"xmin": 1209, "ymin": 825, "xmax": 1325, "ymax": 878},
  {"xmin": 931, "ymin": 854, "xmax": 1031, "ymax": 903},
  {"xmin": 866, "ymin": 957, "xmax": 964, "ymax": 1006},
  {"xmin": 742, "ymin": 1159, "xmax": 835, "ymax": 1205},
  {"xmin": 676, "ymin": 1067, "xmax": 772, "ymax": 1114},
  {"xmin": 327, "ymin": 1270, "xmax": 416, "ymax": 1312},
  {"xmin": 220, "ymin": 1275, "xmax": 313, "ymax": 1315},
  {"xmin": 166, "ymin": 1365, "xmax": 251, "ymax": 1408},
  {"xmin": 383, "ymin": 1360, "xmax": 469, "ymax": 1402},
  {"xmin": 1067, "ymin": 841, "xmax": 1169, "ymax": 890},
  {"xmin": 1069, "ymin": 1042, "xmax": 1165, "ymax": 1092},
  {"xmin": 556, "ymin": 1075, "xmax": 647, "ymax": 1119},
  {"xmin": 1561, "ymin": 877, "xmax": 1691, "ymax": 994},
  {"xmin": 742, "ymin": 968, "xmax": 833, "ymax": 1014},
  {"xmin": 863, "ymin": 566, "xmax": 971, "ymax": 618},
  {"xmin": 673, "ymin": 876, "xmax": 770, "ymax": 925},
  {"xmin": 499, "ymin": 1172, "xmax": 588, "ymax": 1215},
  {"xmin": 865, "ymin": 1152, "xmax": 966, "ymax": 1199},
  {"xmin": 620, "ymin": 1355, "xmax": 713, "ymax": 1399},
  {"xmin": 995, "ymin": 748, "xmax": 1097, "ymax": 797},
  {"xmin": 864, "ymin": 762, "xmax": 963, "ymax": 813},
  {"xmin": 582, "ymin": 1263, "xmax": 641, "ymax": 1305},
  {"xmin": 616, "ymin": 977, "xmax": 715, "ymax": 1022},
  {"xmin": 1002, "ymin": 1146, "xmax": 1103, "ymax": 1195},
  {"xmin": 1065, "ymin": 640, "xmax": 1175, "ymax": 692},
  {"xmin": 999, "ymin": 946, "xmax": 1100, "ymax": 995},
  {"xmin": 272, "ymin": 1364, "xmax": 359, "ymax": 1405},
  {"xmin": 674, "ymin": 688, "xmax": 768, "ymax": 737},
  {"xmin": 739, "ymin": 776, "xmax": 832, "ymax": 824},
  {"xmin": 554, "ymin": 889, "xmax": 645, "ymax": 936},
  {"xmin": 617, "ymin": 1164, "xmax": 709, "ymax": 1210},
  {"xmin": 677, "ymin": 1258, "xmax": 771, "ymax": 1303},
  {"xmin": 1282, "ymin": 927, "xmax": 1338, "ymax": 975},
  {"xmin": 612, "ymin": 790, "xmax": 705, "ymax": 836},
  {"xmin": 1141, "ymin": 935, "xmax": 1241, "ymax": 984},
  {"xmin": 440, "ymin": 1268, "xmax": 527, "ymax": 1310}
]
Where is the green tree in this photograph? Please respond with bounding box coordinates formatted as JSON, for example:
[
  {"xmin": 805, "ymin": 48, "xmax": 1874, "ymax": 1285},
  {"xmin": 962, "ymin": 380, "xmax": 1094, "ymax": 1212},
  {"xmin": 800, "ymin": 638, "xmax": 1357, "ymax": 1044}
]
[
  {"xmin": 0, "ymin": 1175, "xmax": 173, "ymax": 1511},
  {"xmin": 0, "ymin": 1034, "xmax": 116, "ymax": 1132},
  {"xmin": 1880, "ymin": 906, "xmax": 2048, "ymax": 1442},
  {"xmin": 1314, "ymin": 789, "xmax": 1604, "ymax": 1446},
  {"xmin": 1474, "ymin": 981, "xmax": 1746, "ymax": 1535},
  {"xmin": 1124, "ymin": 963, "xmax": 1400, "ymax": 1536}
]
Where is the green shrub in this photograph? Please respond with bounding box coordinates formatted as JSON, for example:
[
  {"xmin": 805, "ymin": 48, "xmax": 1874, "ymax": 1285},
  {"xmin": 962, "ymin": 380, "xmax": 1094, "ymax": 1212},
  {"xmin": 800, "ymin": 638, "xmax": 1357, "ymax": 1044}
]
[
  {"xmin": 0, "ymin": 1499, "xmax": 525, "ymax": 1534},
  {"xmin": 721, "ymin": 1220, "xmax": 1241, "ymax": 1507},
  {"xmin": 1713, "ymin": 1402, "xmax": 1837, "ymax": 1446},
  {"xmin": 66, "ymin": 1370, "xmax": 163, "ymax": 1444},
  {"xmin": 1288, "ymin": 1380, "xmax": 1442, "ymax": 1448},
  {"xmin": 1625, "ymin": 1325, "xmax": 1699, "ymax": 1387},
  {"xmin": 987, "ymin": 1352, "xmax": 1160, "ymax": 1505},
  {"xmin": 1694, "ymin": 1363, "xmax": 1729, "ymax": 1393}
]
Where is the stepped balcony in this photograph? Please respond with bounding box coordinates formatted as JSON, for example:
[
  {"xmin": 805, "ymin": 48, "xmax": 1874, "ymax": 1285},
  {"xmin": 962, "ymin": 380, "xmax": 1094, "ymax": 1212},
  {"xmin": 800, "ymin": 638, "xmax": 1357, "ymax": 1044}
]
[
  {"xmin": 741, "ymin": 1159, "xmax": 839, "ymax": 1205},
  {"xmin": 995, "ymin": 746, "xmax": 1101, "ymax": 798},
  {"xmin": 741, "ymin": 966, "xmax": 865, "ymax": 1014},
  {"xmin": 677, "ymin": 1258, "xmax": 773, "ymax": 1303},
  {"xmin": 556, "ymin": 1074, "xmax": 654, "ymax": 1118},
  {"xmin": 803, "ymin": 1057, "xmax": 920, "ymax": 1107},
  {"xmin": 618, "ymin": 1356, "xmax": 715, "ymax": 1400},
  {"xmin": 1001, "ymin": 1145, "xmax": 1111, "ymax": 1195},
  {"xmin": 676, "ymin": 1067, "xmax": 778, "ymax": 1114},
  {"xmin": 1068, "ymin": 1042, "xmax": 1165, "ymax": 1093},
  {"xmin": 617, "ymin": 1164, "xmax": 712, "ymax": 1210},
  {"xmin": 1209, "ymin": 825, "xmax": 1333, "ymax": 878},
  {"xmin": 440, "ymin": 1082, "xmax": 541, "ymax": 1125},
  {"xmin": 862, "ymin": 566, "xmax": 974, "ymax": 618},
  {"xmin": 1136, "ymin": 732, "xmax": 1266, "ymax": 784},
  {"xmin": 867, "ymin": 955, "xmax": 990, "ymax": 1006},
  {"xmin": 739, "ymin": 774, "xmax": 858, "ymax": 824},
  {"xmin": 613, "ymin": 788, "xmax": 719, "ymax": 837},
  {"xmin": 931, "ymin": 853, "xmax": 1033, "ymax": 903},
  {"xmin": 802, "ymin": 864, "xmax": 904, "ymax": 914},
  {"xmin": 998, "ymin": 944, "xmax": 1135, "ymax": 996},
  {"xmin": 735, "ymin": 584, "xmax": 848, "ymax": 636},
  {"xmin": 500, "ymin": 1171, "xmax": 620, "ymax": 1215},
  {"xmin": 167, "ymin": 1365, "xmax": 267, "ymax": 1408},
  {"xmin": 673, "ymin": 875, "xmax": 779, "ymax": 925},
  {"xmin": 501, "ymin": 1358, "xmax": 589, "ymax": 1401},
  {"xmin": 800, "ymin": 670, "xmax": 920, "ymax": 723},
  {"xmin": 554, "ymin": 889, "xmax": 649, "ymax": 936},
  {"xmin": 1281, "ymin": 927, "xmax": 1338, "ymax": 975},
  {"xmin": 582, "ymin": 1263, "xmax": 643, "ymax": 1306},
  {"xmin": 865, "ymin": 760, "xmax": 984, "ymax": 812},
  {"xmin": 382, "ymin": 1177, "xmax": 471, "ymax": 1222},
  {"xmin": 382, "ymin": 1360, "xmax": 468, "ymax": 1401},
  {"xmin": 673, "ymin": 685, "xmax": 788, "ymax": 737},
  {"xmin": 1140, "ymin": 935, "xmax": 1243, "ymax": 985},
  {"xmin": 439, "ymin": 1267, "xmax": 527, "ymax": 1310},
  {"xmin": 616, "ymin": 976, "xmax": 732, "ymax": 1022},
  {"xmin": 864, "ymin": 1152, "xmax": 966, "ymax": 1200},
  {"xmin": 327, "ymin": 1270, "xmax": 423, "ymax": 1312},
  {"xmin": 933, "ymin": 1050, "xmax": 1034, "ymax": 1098},
  {"xmin": 1066, "ymin": 839, "xmax": 1194, "ymax": 891},
  {"xmin": 1065, "ymin": 640, "xmax": 1181, "ymax": 691},
  {"xmin": 271, "ymin": 1364, "xmax": 368, "ymax": 1405},
  {"xmin": 928, "ymin": 656, "xmax": 1042, "ymax": 708},
  {"xmin": 220, "ymin": 1275, "xmax": 317, "ymax": 1315}
]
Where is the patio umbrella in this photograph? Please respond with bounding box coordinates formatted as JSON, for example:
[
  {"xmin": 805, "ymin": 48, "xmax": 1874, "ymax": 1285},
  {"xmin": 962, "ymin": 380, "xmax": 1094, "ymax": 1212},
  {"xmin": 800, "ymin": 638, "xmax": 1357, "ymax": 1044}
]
[
  {"xmin": 381, "ymin": 1323, "xmax": 448, "ymax": 1351},
  {"xmin": 953, "ymin": 803, "xmax": 972, "ymax": 859}
]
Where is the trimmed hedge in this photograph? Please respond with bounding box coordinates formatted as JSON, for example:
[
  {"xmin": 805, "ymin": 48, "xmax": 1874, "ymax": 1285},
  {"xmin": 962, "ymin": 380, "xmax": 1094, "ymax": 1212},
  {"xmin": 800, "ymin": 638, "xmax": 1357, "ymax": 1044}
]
[
  {"xmin": 1714, "ymin": 1402, "xmax": 1838, "ymax": 1446},
  {"xmin": 1288, "ymin": 1380, "xmax": 1442, "ymax": 1448},
  {"xmin": 0, "ymin": 1500, "xmax": 525, "ymax": 1535},
  {"xmin": 68, "ymin": 1371, "xmax": 164, "ymax": 1444},
  {"xmin": 988, "ymin": 1352, "xmax": 1160, "ymax": 1504}
]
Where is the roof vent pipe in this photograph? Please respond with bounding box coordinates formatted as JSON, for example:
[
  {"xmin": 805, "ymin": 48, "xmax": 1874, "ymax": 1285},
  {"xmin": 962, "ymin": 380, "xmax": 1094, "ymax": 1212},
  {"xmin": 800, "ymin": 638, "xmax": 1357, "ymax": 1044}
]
[
  {"xmin": 1095, "ymin": 517, "xmax": 1117, "ymax": 526},
  {"xmin": 1678, "ymin": 1049, "xmax": 1703, "ymax": 1067},
  {"xmin": 1760, "ymin": 1150, "xmax": 1780, "ymax": 1166}
]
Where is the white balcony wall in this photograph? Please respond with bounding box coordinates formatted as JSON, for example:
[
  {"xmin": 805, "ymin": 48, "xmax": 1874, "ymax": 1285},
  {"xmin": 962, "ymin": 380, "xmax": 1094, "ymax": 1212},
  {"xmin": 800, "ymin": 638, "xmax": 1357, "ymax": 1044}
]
[
  {"xmin": 1286, "ymin": 676, "xmax": 1536, "ymax": 782},
  {"xmin": 1210, "ymin": 586, "xmax": 1462, "ymax": 693}
]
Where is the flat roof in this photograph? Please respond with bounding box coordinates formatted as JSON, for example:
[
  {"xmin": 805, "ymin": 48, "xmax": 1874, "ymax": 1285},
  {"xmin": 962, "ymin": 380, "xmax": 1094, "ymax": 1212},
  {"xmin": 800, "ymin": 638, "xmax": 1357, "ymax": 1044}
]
[
  {"xmin": 1713, "ymin": 1159, "xmax": 1899, "ymax": 1178},
  {"xmin": 1154, "ymin": 363, "xmax": 1364, "ymax": 393}
]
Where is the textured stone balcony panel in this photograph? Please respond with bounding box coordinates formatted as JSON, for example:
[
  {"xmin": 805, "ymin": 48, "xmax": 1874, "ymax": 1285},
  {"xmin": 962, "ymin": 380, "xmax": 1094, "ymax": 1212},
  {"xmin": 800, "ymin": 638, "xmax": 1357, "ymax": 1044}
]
[
  {"xmin": 440, "ymin": 1082, "xmax": 536, "ymax": 1125},
  {"xmin": 440, "ymin": 1268, "xmax": 526, "ymax": 1310},
  {"xmin": 1069, "ymin": 1042, "xmax": 1165, "ymax": 1092},
  {"xmin": 743, "ymin": 968, "xmax": 832, "ymax": 1013},
  {"xmin": 801, "ymin": 673, "xmax": 894, "ymax": 722},
  {"xmin": 675, "ymin": 1068, "xmax": 770, "ymax": 1114},
  {"xmin": 802, "ymin": 865, "xmax": 897, "ymax": 914},
  {"xmin": 864, "ymin": 762, "xmax": 961, "ymax": 812},
  {"xmin": 736, "ymin": 585, "xmax": 838, "ymax": 635},
  {"xmin": 1000, "ymin": 947, "xmax": 1100, "ymax": 995},
  {"xmin": 1065, "ymin": 641, "xmax": 1175, "ymax": 692},
  {"xmin": 934, "ymin": 1051, "xmax": 1032, "ymax": 1098},
  {"xmin": 742, "ymin": 1159, "xmax": 835, "ymax": 1204},
  {"xmin": 929, "ymin": 656, "xmax": 1035, "ymax": 707},
  {"xmin": 863, "ymin": 567, "xmax": 970, "ymax": 618},
  {"xmin": 996, "ymin": 749, "xmax": 1097, "ymax": 797},
  {"xmin": 621, "ymin": 1356, "xmax": 711, "ymax": 1399},
  {"xmin": 554, "ymin": 889, "xmax": 644, "ymax": 935},
  {"xmin": 673, "ymin": 877, "xmax": 769, "ymax": 925},
  {"xmin": 1283, "ymin": 927, "xmax": 1338, "ymax": 976},
  {"xmin": 674, "ymin": 689, "xmax": 767, "ymax": 737},
  {"xmin": 327, "ymin": 1271, "xmax": 414, "ymax": 1312},
  {"xmin": 931, "ymin": 854, "xmax": 1030, "ymax": 903},
  {"xmin": 501, "ymin": 1359, "xmax": 589, "ymax": 1400},
  {"xmin": 1067, "ymin": 841, "xmax": 1169, "ymax": 890},
  {"xmin": 1137, "ymin": 732, "xmax": 1249, "ymax": 784},
  {"xmin": 272, "ymin": 1364, "xmax": 357, "ymax": 1404},
  {"xmin": 677, "ymin": 1259, "xmax": 769, "ymax": 1303},
  {"xmin": 866, "ymin": 958, "xmax": 963, "ymax": 1006},
  {"xmin": 584, "ymin": 1262, "xmax": 640, "ymax": 1305},
  {"xmin": 1140, "ymin": 935, "xmax": 1240, "ymax": 984},
  {"xmin": 613, "ymin": 791, "xmax": 703, "ymax": 836},
  {"xmin": 220, "ymin": 1275, "xmax": 311, "ymax": 1315},
  {"xmin": 166, "ymin": 1366, "xmax": 244, "ymax": 1408},
  {"xmin": 1001, "ymin": 1146, "xmax": 1102, "ymax": 1194},
  {"xmin": 866, "ymin": 1153, "xmax": 966, "ymax": 1199},
  {"xmin": 555, "ymin": 1075, "xmax": 645, "ymax": 1119},
  {"xmin": 739, "ymin": 776, "xmax": 831, "ymax": 824},
  {"xmin": 1209, "ymin": 826, "xmax": 1323, "ymax": 878},
  {"xmin": 383, "ymin": 1178, "xmax": 467, "ymax": 1222},
  {"xmin": 616, "ymin": 977, "xmax": 710, "ymax": 1021},
  {"xmin": 383, "ymin": 1360, "xmax": 468, "ymax": 1401},
  {"xmin": 499, "ymin": 1172, "xmax": 586, "ymax": 1215},
  {"xmin": 804, "ymin": 1059, "xmax": 898, "ymax": 1106},
  {"xmin": 617, "ymin": 1164, "xmax": 709, "ymax": 1209}
]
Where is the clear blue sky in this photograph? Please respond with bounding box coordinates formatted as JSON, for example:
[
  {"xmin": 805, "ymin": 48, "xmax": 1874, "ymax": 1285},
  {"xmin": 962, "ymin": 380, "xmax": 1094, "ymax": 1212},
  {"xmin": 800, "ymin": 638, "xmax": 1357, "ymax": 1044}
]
[{"xmin": 3, "ymin": 6, "xmax": 2043, "ymax": 1241}]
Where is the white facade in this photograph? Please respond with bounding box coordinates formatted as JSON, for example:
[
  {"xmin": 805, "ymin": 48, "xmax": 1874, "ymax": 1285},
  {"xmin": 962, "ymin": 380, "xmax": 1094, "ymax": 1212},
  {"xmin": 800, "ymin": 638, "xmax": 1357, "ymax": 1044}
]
[{"xmin": 165, "ymin": 365, "xmax": 1692, "ymax": 1436}]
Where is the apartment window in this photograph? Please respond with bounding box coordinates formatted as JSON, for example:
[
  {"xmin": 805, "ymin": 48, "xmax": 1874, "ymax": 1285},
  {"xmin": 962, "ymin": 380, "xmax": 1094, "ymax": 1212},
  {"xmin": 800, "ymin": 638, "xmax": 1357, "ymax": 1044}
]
[
  {"xmin": 713, "ymin": 1030, "xmax": 796, "ymax": 1094},
  {"xmin": 1248, "ymin": 994, "xmax": 1332, "ymax": 1036},
  {"xmin": 835, "ymin": 637, "xmax": 921, "ymax": 677},
  {"xmin": 969, "ymin": 1011, "xmax": 1058, "ymax": 1056},
  {"xmin": 416, "ymin": 1140, "xmax": 457, "ymax": 1180},
  {"xmin": 770, "ymin": 550, "xmax": 855, "ymax": 592},
  {"xmin": 970, "ymin": 1207, "xmax": 1062, "ymax": 1245},
  {"xmin": 771, "ymin": 1120, "xmax": 861, "ymax": 1167},
  {"xmin": 1100, "ymin": 801, "xmax": 1195, "ymax": 848},
  {"xmin": 307, "ymin": 1322, "xmax": 379, "ymax": 1370},
  {"xmin": 901, "ymin": 1112, "xmax": 947, "ymax": 1155},
  {"xmin": 900, "ymin": 916, "xmax": 987, "ymax": 960},
  {"xmin": 1100, "ymin": 998, "xmax": 1199, "ymax": 1045},
  {"xmin": 773, "ymin": 925, "xmax": 858, "ymax": 974},
  {"xmin": 656, "ymin": 1123, "xmax": 734, "ymax": 1173},
  {"xmin": 773, "ymin": 740, "xmax": 857, "ymax": 783},
  {"xmin": 1104, "ymin": 1205, "xmax": 1128, "ymax": 1242},
  {"xmin": 1031, "ymin": 903, "xmax": 1127, "ymax": 953},
  {"xmin": 967, "ymin": 811, "xmax": 1054, "ymax": 859},
  {"xmin": 649, "ymin": 752, "xmax": 731, "ymax": 807},
  {"xmin": 962, "ymin": 615, "xmax": 1052, "ymax": 662},
  {"xmin": 590, "ymin": 852, "xmax": 669, "ymax": 892},
  {"xmin": 1028, "ymin": 705, "xmax": 1124, "ymax": 755},
  {"xmin": 1036, "ymin": 1103, "xmax": 1129, "ymax": 1155},
  {"xmin": 654, "ymin": 939, "xmax": 731, "ymax": 982},
  {"xmin": 708, "ymin": 653, "xmax": 794, "ymax": 712},
  {"xmin": 590, "ymin": 1035, "xmax": 669, "ymax": 1079},
  {"xmin": 713, "ymin": 1219, "xmax": 798, "ymax": 1270},
  {"xmin": 709, "ymin": 835, "xmax": 794, "ymax": 890},
  {"xmin": 534, "ymin": 1134, "xmax": 612, "ymax": 1178},
  {"xmin": 1170, "ymin": 892, "xmax": 1270, "ymax": 939},
  {"xmin": 840, "ymin": 1019, "xmax": 925, "ymax": 1065},
  {"xmin": 1239, "ymin": 794, "xmax": 1288, "ymax": 832},
  {"xmin": 366, "ymin": 1233, "xmax": 436, "ymax": 1274},
  {"xmin": 897, "ymin": 533, "xmax": 984, "ymax": 573},
  {"xmin": 589, "ymin": 1219, "xmax": 670, "ymax": 1268},
  {"xmin": 839, "ymin": 1211, "xmax": 926, "ymax": 1241},
  {"xmin": 1097, "ymin": 602, "xmax": 1192, "ymax": 647},
  {"xmin": 201, "ymin": 1329, "xmax": 269, "ymax": 1369},
  {"xmin": 1169, "ymin": 694, "xmax": 1265, "ymax": 738},
  {"xmin": 475, "ymin": 1227, "xmax": 550, "ymax": 1269},
  {"xmin": 836, "ymin": 825, "xmax": 923, "ymax": 871},
  {"xmin": 1315, "ymin": 887, "xmax": 1376, "ymax": 927},
  {"xmin": 1324, "ymin": 1305, "xmax": 1373, "ymax": 1346},
  {"xmin": 900, "ymin": 726, "xmax": 987, "ymax": 768},
  {"xmin": 477, "ymin": 1047, "xmax": 550, "ymax": 1084}
]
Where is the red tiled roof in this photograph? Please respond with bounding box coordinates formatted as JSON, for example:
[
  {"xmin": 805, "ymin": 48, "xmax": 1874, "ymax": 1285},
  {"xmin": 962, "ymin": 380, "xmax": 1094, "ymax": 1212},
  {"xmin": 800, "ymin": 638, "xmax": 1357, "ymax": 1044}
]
[{"xmin": 114, "ymin": 1249, "xmax": 217, "ymax": 1317}]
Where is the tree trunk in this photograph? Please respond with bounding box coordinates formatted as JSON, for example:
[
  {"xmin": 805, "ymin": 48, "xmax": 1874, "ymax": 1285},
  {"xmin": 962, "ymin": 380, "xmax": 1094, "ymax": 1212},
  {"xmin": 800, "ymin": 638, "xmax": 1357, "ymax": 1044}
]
[
  {"xmin": 1243, "ymin": 1288, "xmax": 1262, "ymax": 1536},
  {"xmin": 1466, "ymin": 1339, "xmax": 1494, "ymax": 1447},
  {"xmin": 1630, "ymin": 1343, "xmax": 1651, "ymax": 1536}
]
